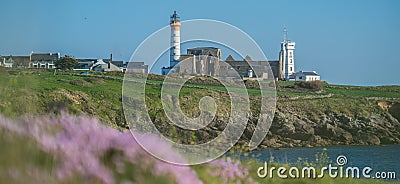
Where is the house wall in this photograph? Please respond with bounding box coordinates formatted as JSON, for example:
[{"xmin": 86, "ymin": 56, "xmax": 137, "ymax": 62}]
[
  {"xmin": 295, "ymin": 74, "xmax": 320, "ymax": 81},
  {"xmin": 284, "ymin": 41, "xmax": 296, "ymax": 80},
  {"xmin": 306, "ymin": 75, "xmax": 320, "ymax": 81}
]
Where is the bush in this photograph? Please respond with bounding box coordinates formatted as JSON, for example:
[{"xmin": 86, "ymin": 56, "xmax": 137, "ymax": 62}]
[{"xmin": 295, "ymin": 80, "xmax": 323, "ymax": 92}]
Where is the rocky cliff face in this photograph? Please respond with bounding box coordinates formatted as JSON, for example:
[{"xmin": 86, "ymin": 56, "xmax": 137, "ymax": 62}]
[
  {"xmin": 257, "ymin": 110, "xmax": 400, "ymax": 148},
  {"xmin": 149, "ymin": 94, "xmax": 400, "ymax": 149},
  {"xmin": 244, "ymin": 100, "xmax": 400, "ymax": 149}
]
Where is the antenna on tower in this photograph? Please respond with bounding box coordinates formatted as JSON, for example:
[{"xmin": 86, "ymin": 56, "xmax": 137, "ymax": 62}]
[
  {"xmin": 170, "ymin": 10, "xmax": 180, "ymax": 23},
  {"xmin": 283, "ymin": 28, "xmax": 288, "ymax": 42}
]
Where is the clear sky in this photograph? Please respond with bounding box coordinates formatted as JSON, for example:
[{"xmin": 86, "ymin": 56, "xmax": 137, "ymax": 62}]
[{"xmin": 1, "ymin": 0, "xmax": 399, "ymax": 86}]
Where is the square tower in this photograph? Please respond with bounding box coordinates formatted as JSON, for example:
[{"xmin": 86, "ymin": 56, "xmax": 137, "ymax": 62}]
[
  {"xmin": 284, "ymin": 41, "xmax": 295, "ymax": 79},
  {"xmin": 280, "ymin": 28, "xmax": 296, "ymax": 80}
]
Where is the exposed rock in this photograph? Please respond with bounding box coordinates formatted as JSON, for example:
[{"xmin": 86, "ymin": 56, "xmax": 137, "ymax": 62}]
[
  {"xmin": 290, "ymin": 119, "xmax": 314, "ymax": 141},
  {"xmin": 192, "ymin": 99, "xmax": 400, "ymax": 149},
  {"xmin": 362, "ymin": 134, "xmax": 381, "ymax": 145},
  {"xmin": 335, "ymin": 128, "xmax": 353, "ymax": 143},
  {"xmin": 262, "ymin": 138, "xmax": 276, "ymax": 147},
  {"xmin": 259, "ymin": 105, "xmax": 400, "ymax": 149},
  {"xmin": 388, "ymin": 103, "xmax": 400, "ymax": 122},
  {"xmin": 315, "ymin": 123, "xmax": 336, "ymax": 138},
  {"xmin": 308, "ymin": 135, "xmax": 323, "ymax": 144}
]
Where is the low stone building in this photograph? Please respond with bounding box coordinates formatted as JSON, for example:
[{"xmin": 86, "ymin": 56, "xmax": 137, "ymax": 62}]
[
  {"xmin": 126, "ymin": 62, "xmax": 148, "ymax": 74},
  {"xmin": 177, "ymin": 47, "xmax": 282, "ymax": 80},
  {"xmin": 224, "ymin": 55, "xmax": 280, "ymax": 80}
]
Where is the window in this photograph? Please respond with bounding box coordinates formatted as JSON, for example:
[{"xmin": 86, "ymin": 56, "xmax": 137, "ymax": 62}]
[
  {"xmin": 290, "ymin": 59, "xmax": 293, "ymax": 63},
  {"xmin": 290, "ymin": 67, "xmax": 293, "ymax": 71}
]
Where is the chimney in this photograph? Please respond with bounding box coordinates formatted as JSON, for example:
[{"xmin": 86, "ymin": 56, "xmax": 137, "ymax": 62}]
[{"xmin": 108, "ymin": 53, "xmax": 112, "ymax": 69}]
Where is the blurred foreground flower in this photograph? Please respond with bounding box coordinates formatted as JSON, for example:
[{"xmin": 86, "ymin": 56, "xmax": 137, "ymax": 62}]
[
  {"xmin": 0, "ymin": 114, "xmax": 201, "ymax": 184},
  {"xmin": 208, "ymin": 157, "xmax": 255, "ymax": 184}
]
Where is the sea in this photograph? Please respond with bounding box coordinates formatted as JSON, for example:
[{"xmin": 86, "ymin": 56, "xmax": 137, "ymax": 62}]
[{"xmin": 241, "ymin": 145, "xmax": 400, "ymax": 180}]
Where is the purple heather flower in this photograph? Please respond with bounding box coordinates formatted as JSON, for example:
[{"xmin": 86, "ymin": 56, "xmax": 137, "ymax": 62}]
[
  {"xmin": 0, "ymin": 114, "xmax": 204, "ymax": 184},
  {"xmin": 208, "ymin": 157, "xmax": 255, "ymax": 183}
]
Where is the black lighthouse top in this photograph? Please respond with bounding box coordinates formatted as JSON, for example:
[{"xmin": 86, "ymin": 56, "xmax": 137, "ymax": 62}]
[{"xmin": 170, "ymin": 11, "xmax": 180, "ymax": 23}]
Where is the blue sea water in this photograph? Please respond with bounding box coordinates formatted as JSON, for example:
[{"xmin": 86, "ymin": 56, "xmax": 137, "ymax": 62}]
[{"xmin": 244, "ymin": 145, "xmax": 400, "ymax": 180}]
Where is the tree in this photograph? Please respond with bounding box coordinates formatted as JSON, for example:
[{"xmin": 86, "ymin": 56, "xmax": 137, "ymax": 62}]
[{"xmin": 55, "ymin": 55, "xmax": 79, "ymax": 70}]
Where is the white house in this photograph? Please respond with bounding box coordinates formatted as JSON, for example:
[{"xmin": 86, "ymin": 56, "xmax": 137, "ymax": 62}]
[
  {"xmin": 294, "ymin": 71, "xmax": 320, "ymax": 81},
  {"xmin": 29, "ymin": 52, "xmax": 60, "ymax": 69},
  {"xmin": 2, "ymin": 57, "xmax": 13, "ymax": 68},
  {"xmin": 91, "ymin": 59, "xmax": 123, "ymax": 72},
  {"xmin": 0, "ymin": 55, "xmax": 30, "ymax": 68}
]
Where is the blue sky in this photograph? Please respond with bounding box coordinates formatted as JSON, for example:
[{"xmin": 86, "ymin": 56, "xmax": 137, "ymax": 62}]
[{"xmin": 0, "ymin": 0, "xmax": 399, "ymax": 85}]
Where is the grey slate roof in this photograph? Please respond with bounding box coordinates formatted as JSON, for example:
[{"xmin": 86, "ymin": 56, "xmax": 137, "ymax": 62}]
[
  {"xmin": 225, "ymin": 55, "xmax": 235, "ymax": 61},
  {"xmin": 111, "ymin": 61, "xmax": 124, "ymax": 67},
  {"xmin": 299, "ymin": 71, "xmax": 319, "ymax": 76},
  {"xmin": 0, "ymin": 55, "xmax": 30, "ymax": 67},
  {"xmin": 187, "ymin": 47, "xmax": 222, "ymax": 59},
  {"xmin": 244, "ymin": 55, "xmax": 252, "ymax": 61},
  {"xmin": 30, "ymin": 53, "xmax": 60, "ymax": 61}
]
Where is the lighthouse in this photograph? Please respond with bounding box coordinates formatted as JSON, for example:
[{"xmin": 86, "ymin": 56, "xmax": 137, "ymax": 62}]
[
  {"xmin": 170, "ymin": 11, "xmax": 181, "ymax": 67},
  {"xmin": 280, "ymin": 28, "xmax": 296, "ymax": 80}
]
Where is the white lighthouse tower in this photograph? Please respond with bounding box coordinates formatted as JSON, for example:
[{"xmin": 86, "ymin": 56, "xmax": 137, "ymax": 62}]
[
  {"xmin": 281, "ymin": 28, "xmax": 296, "ymax": 80},
  {"xmin": 170, "ymin": 11, "xmax": 181, "ymax": 67}
]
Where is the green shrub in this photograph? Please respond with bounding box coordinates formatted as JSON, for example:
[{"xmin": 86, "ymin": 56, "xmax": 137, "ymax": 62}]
[{"xmin": 295, "ymin": 81, "xmax": 323, "ymax": 91}]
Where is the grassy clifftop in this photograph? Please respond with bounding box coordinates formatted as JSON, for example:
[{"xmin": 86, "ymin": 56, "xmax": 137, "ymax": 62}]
[
  {"xmin": 0, "ymin": 69, "xmax": 125, "ymax": 127},
  {"xmin": 0, "ymin": 69, "xmax": 399, "ymax": 148}
]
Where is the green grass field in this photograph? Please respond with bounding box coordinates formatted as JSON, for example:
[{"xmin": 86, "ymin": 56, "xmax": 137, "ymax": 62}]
[
  {"xmin": 0, "ymin": 69, "xmax": 125, "ymax": 127},
  {"xmin": 1, "ymin": 68, "xmax": 399, "ymax": 125},
  {"xmin": 0, "ymin": 69, "xmax": 399, "ymax": 183}
]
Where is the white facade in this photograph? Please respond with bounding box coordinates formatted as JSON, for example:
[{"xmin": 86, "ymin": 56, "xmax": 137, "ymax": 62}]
[
  {"xmin": 281, "ymin": 41, "xmax": 296, "ymax": 80},
  {"xmin": 3, "ymin": 57, "xmax": 13, "ymax": 68},
  {"xmin": 284, "ymin": 41, "xmax": 295, "ymax": 79},
  {"xmin": 30, "ymin": 62, "xmax": 55, "ymax": 68},
  {"xmin": 280, "ymin": 29, "xmax": 296, "ymax": 80},
  {"xmin": 294, "ymin": 71, "xmax": 320, "ymax": 81},
  {"xmin": 29, "ymin": 52, "xmax": 59, "ymax": 69},
  {"xmin": 91, "ymin": 59, "xmax": 123, "ymax": 72}
]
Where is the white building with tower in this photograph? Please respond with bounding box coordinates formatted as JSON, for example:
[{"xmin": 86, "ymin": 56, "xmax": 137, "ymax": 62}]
[
  {"xmin": 279, "ymin": 28, "xmax": 296, "ymax": 80},
  {"xmin": 159, "ymin": 12, "xmax": 320, "ymax": 81},
  {"xmin": 162, "ymin": 11, "xmax": 181, "ymax": 75},
  {"xmin": 279, "ymin": 28, "xmax": 321, "ymax": 81}
]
